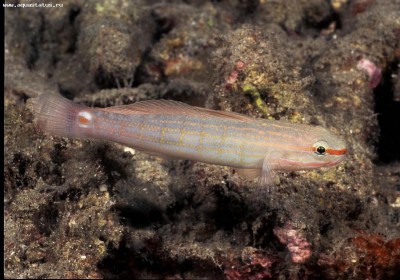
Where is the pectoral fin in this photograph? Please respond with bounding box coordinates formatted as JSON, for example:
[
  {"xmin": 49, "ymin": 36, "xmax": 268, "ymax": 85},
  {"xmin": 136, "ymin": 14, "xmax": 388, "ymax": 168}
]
[{"xmin": 259, "ymin": 157, "xmax": 276, "ymax": 187}]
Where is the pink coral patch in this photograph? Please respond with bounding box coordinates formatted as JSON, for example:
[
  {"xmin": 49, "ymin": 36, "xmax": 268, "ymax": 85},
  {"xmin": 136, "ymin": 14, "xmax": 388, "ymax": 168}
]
[
  {"xmin": 357, "ymin": 58, "xmax": 382, "ymax": 89},
  {"xmin": 273, "ymin": 224, "xmax": 312, "ymax": 264}
]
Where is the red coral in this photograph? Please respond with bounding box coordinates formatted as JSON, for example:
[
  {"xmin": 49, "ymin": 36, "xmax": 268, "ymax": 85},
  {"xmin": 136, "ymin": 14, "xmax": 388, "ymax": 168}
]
[
  {"xmin": 351, "ymin": 0, "xmax": 375, "ymax": 15},
  {"xmin": 224, "ymin": 248, "xmax": 274, "ymax": 280},
  {"xmin": 317, "ymin": 233, "xmax": 400, "ymax": 278},
  {"xmin": 351, "ymin": 233, "xmax": 400, "ymax": 268}
]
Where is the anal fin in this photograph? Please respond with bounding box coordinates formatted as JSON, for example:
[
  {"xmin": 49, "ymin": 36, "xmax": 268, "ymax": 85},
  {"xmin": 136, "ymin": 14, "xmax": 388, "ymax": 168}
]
[{"xmin": 236, "ymin": 168, "xmax": 261, "ymax": 180}]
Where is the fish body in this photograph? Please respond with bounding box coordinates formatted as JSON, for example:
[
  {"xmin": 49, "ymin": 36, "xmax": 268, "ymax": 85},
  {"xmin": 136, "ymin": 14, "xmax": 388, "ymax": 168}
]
[{"xmin": 28, "ymin": 94, "xmax": 347, "ymax": 185}]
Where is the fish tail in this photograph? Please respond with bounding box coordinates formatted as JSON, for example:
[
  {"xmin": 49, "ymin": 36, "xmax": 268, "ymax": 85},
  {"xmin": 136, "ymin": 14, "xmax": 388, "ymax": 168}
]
[{"xmin": 27, "ymin": 94, "xmax": 88, "ymax": 138}]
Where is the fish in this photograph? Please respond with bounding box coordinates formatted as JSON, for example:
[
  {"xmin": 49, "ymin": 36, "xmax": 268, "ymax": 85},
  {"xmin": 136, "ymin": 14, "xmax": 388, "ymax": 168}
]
[{"xmin": 27, "ymin": 93, "xmax": 347, "ymax": 186}]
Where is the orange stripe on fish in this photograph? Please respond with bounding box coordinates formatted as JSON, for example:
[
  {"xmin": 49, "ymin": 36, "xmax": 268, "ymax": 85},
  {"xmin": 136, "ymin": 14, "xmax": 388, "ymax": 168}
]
[{"xmin": 326, "ymin": 148, "xmax": 347, "ymax": 155}]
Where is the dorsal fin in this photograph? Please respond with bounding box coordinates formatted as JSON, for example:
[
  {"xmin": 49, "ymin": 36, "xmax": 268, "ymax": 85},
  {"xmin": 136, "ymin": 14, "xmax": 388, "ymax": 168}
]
[
  {"xmin": 102, "ymin": 100, "xmax": 195, "ymax": 115},
  {"xmin": 195, "ymin": 107, "xmax": 255, "ymax": 121},
  {"xmin": 102, "ymin": 99, "xmax": 254, "ymax": 121}
]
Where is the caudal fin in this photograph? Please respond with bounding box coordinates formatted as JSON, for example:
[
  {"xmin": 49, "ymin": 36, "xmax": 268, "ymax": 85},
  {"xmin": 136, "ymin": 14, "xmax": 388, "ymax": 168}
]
[{"xmin": 27, "ymin": 93, "xmax": 87, "ymax": 138}]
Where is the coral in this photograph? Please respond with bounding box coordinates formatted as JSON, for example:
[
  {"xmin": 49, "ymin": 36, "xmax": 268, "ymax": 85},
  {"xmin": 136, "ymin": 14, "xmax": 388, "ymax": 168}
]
[
  {"xmin": 357, "ymin": 58, "xmax": 382, "ymax": 88},
  {"xmin": 351, "ymin": 233, "xmax": 400, "ymax": 278},
  {"xmin": 224, "ymin": 247, "xmax": 274, "ymax": 280},
  {"xmin": 317, "ymin": 232, "xmax": 400, "ymax": 279},
  {"xmin": 273, "ymin": 224, "xmax": 312, "ymax": 264}
]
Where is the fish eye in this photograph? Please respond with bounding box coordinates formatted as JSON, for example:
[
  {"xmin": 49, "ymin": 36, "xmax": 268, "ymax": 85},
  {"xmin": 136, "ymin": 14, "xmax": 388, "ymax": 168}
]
[
  {"xmin": 316, "ymin": 146, "xmax": 326, "ymax": 155},
  {"xmin": 313, "ymin": 140, "xmax": 328, "ymax": 156}
]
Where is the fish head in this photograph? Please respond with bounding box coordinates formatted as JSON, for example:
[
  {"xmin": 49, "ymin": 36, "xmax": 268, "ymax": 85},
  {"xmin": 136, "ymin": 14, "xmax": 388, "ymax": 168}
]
[{"xmin": 276, "ymin": 126, "xmax": 347, "ymax": 171}]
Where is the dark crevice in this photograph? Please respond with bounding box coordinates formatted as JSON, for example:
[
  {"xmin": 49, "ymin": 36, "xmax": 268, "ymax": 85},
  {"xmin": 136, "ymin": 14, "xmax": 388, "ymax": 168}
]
[
  {"xmin": 374, "ymin": 60, "xmax": 400, "ymax": 163},
  {"xmin": 212, "ymin": 183, "xmax": 248, "ymax": 231},
  {"xmin": 115, "ymin": 203, "xmax": 166, "ymax": 228},
  {"xmin": 65, "ymin": 6, "xmax": 81, "ymax": 54},
  {"xmin": 131, "ymin": 9, "xmax": 177, "ymax": 86},
  {"xmin": 97, "ymin": 237, "xmax": 222, "ymax": 279},
  {"xmin": 27, "ymin": 13, "xmax": 45, "ymax": 69},
  {"xmin": 251, "ymin": 211, "xmax": 278, "ymax": 248},
  {"xmin": 33, "ymin": 202, "xmax": 60, "ymax": 236},
  {"xmin": 303, "ymin": 10, "xmax": 342, "ymax": 32}
]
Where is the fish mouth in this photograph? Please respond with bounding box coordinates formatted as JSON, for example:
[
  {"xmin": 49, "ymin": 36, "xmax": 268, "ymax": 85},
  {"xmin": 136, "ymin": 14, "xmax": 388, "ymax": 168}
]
[
  {"xmin": 312, "ymin": 154, "xmax": 347, "ymax": 168},
  {"xmin": 327, "ymin": 154, "xmax": 347, "ymax": 166}
]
